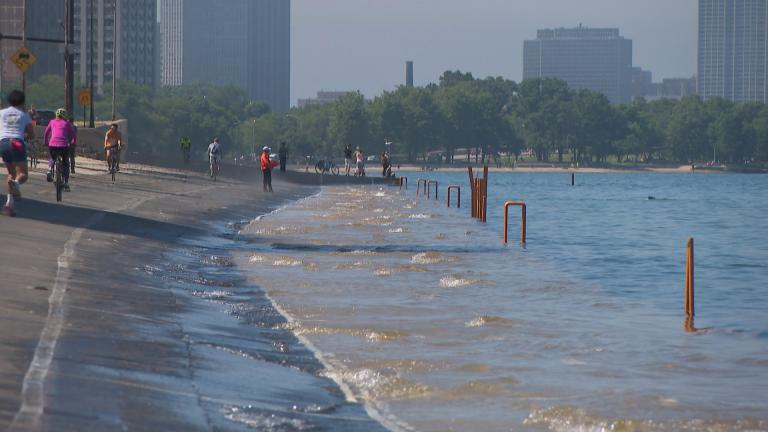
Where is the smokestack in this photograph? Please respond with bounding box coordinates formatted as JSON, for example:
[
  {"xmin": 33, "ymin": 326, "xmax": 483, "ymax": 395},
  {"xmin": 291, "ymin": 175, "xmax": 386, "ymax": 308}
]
[{"xmin": 406, "ymin": 61, "xmax": 414, "ymax": 87}]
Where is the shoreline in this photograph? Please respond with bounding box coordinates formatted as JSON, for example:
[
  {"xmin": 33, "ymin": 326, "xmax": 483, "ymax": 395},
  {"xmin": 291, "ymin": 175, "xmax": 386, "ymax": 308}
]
[
  {"xmin": 393, "ymin": 164, "xmax": 724, "ymax": 174},
  {"xmin": 0, "ymin": 158, "xmax": 390, "ymax": 430}
]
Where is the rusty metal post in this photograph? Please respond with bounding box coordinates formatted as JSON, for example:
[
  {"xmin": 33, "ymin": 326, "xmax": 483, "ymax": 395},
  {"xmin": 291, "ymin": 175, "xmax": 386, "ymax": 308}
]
[
  {"xmin": 416, "ymin": 179, "xmax": 426, "ymax": 196},
  {"xmin": 685, "ymin": 238, "xmax": 694, "ymax": 318},
  {"xmin": 447, "ymin": 185, "xmax": 461, "ymax": 208},
  {"xmin": 571, "ymin": 172, "xmax": 575, "ymax": 186},
  {"xmin": 483, "ymin": 165, "xmax": 489, "ymax": 222},
  {"xmin": 481, "ymin": 194, "xmax": 487, "ymax": 223},
  {"xmin": 427, "ymin": 180, "xmax": 438, "ymax": 200},
  {"xmin": 503, "ymin": 201, "xmax": 527, "ymax": 244}
]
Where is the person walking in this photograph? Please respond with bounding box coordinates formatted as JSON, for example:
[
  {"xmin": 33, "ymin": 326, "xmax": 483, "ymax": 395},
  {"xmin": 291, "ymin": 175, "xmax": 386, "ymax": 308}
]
[
  {"xmin": 344, "ymin": 143, "xmax": 353, "ymax": 176},
  {"xmin": 0, "ymin": 90, "xmax": 34, "ymax": 217},
  {"xmin": 278, "ymin": 141, "xmax": 288, "ymax": 172},
  {"xmin": 68, "ymin": 116, "xmax": 78, "ymax": 174},
  {"xmin": 354, "ymin": 146, "xmax": 365, "ymax": 176},
  {"xmin": 180, "ymin": 136, "xmax": 192, "ymax": 163},
  {"xmin": 260, "ymin": 146, "xmax": 276, "ymax": 192},
  {"xmin": 44, "ymin": 109, "xmax": 77, "ymax": 191},
  {"xmin": 381, "ymin": 152, "xmax": 391, "ymax": 177}
]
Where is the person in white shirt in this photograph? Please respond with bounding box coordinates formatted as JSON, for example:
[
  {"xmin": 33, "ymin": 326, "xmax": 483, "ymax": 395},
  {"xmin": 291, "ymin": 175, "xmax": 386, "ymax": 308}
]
[{"xmin": 0, "ymin": 90, "xmax": 35, "ymax": 217}]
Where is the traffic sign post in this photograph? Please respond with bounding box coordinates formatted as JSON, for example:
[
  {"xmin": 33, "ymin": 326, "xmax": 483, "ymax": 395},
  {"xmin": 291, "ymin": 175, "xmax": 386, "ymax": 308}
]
[
  {"xmin": 10, "ymin": 46, "xmax": 36, "ymax": 73},
  {"xmin": 79, "ymin": 88, "xmax": 91, "ymax": 127}
]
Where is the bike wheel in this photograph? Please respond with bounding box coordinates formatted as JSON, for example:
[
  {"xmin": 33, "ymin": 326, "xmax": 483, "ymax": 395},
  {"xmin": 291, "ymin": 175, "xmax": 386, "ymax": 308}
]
[
  {"xmin": 55, "ymin": 159, "xmax": 63, "ymax": 202},
  {"xmin": 111, "ymin": 161, "xmax": 116, "ymax": 182},
  {"xmin": 331, "ymin": 165, "xmax": 340, "ymax": 175}
]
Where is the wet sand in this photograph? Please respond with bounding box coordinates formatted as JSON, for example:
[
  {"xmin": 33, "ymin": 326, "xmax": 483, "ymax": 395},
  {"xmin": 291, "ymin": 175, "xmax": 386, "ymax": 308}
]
[{"xmin": 0, "ymin": 159, "xmax": 386, "ymax": 431}]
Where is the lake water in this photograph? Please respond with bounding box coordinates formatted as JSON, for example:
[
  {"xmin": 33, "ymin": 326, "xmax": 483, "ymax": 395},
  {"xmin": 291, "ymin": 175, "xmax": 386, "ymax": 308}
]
[{"xmin": 237, "ymin": 172, "xmax": 768, "ymax": 431}]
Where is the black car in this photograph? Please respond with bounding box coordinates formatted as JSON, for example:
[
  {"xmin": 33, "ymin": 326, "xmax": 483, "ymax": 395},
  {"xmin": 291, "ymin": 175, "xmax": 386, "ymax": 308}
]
[{"xmin": 34, "ymin": 109, "xmax": 56, "ymax": 127}]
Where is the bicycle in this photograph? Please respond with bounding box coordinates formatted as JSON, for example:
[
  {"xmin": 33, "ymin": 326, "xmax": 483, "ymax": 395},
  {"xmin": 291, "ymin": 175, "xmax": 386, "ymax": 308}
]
[
  {"xmin": 315, "ymin": 159, "xmax": 340, "ymax": 175},
  {"xmin": 210, "ymin": 157, "xmax": 220, "ymax": 181},
  {"xmin": 107, "ymin": 146, "xmax": 120, "ymax": 182},
  {"xmin": 52, "ymin": 152, "xmax": 65, "ymax": 202},
  {"xmin": 27, "ymin": 139, "xmax": 39, "ymax": 168}
]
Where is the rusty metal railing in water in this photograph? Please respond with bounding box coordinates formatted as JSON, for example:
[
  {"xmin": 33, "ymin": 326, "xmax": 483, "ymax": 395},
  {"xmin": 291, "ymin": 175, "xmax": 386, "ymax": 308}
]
[
  {"xmin": 399, "ymin": 176, "xmax": 408, "ymax": 190},
  {"xmin": 503, "ymin": 201, "xmax": 526, "ymax": 244},
  {"xmin": 416, "ymin": 179, "xmax": 427, "ymax": 196},
  {"xmin": 427, "ymin": 180, "xmax": 439, "ymax": 200},
  {"xmin": 447, "ymin": 185, "xmax": 461, "ymax": 208}
]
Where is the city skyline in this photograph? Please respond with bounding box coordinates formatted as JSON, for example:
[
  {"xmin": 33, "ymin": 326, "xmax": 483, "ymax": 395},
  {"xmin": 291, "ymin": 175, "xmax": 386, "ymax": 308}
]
[{"xmin": 290, "ymin": 0, "xmax": 697, "ymax": 104}]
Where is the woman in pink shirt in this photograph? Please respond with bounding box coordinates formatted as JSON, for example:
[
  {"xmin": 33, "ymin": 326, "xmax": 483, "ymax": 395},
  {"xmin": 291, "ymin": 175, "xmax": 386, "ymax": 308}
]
[{"xmin": 44, "ymin": 108, "xmax": 77, "ymax": 191}]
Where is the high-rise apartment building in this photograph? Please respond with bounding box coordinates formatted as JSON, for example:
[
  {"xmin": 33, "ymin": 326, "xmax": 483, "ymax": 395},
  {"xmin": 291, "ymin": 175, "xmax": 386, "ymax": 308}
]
[
  {"xmin": 159, "ymin": 0, "xmax": 183, "ymax": 86},
  {"xmin": 159, "ymin": 0, "xmax": 290, "ymax": 112},
  {"xmin": 73, "ymin": 0, "xmax": 157, "ymax": 93},
  {"xmin": 698, "ymin": 0, "xmax": 768, "ymax": 103},
  {"xmin": 0, "ymin": 1, "xmax": 65, "ymax": 85},
  {"xmin": 523, "ymin": 26, "xmax": 633, "ymax": 104}
]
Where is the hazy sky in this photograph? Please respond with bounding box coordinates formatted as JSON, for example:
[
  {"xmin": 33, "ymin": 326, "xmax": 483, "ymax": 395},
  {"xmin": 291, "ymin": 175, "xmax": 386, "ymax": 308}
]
[{"xmin": 291, "ymin": 0, "xmax": 697, "ymax": 104}]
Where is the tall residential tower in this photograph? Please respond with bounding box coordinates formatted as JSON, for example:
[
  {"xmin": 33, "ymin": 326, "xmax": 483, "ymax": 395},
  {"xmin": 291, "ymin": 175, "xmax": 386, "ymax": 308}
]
[
  {"xmin": 159, "ymin": 0, "xmax": 290, "ymax": 112},
  {"xmin": 73, "ymin": 0, "xmax": 157, "ymax": 93},
  {"xmin": 698, "ymin": 0, "xmax": 768, "ymax": 103},
  {"xmin": 523, "ymin": 26, "xmax": 633, "ymax": 104}
]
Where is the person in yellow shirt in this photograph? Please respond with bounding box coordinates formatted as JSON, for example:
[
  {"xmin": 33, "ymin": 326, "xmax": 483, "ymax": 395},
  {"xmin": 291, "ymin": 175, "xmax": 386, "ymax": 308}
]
[{"xmin": 104, "ymin": 124, "xmax": 122, "ymax": 172}]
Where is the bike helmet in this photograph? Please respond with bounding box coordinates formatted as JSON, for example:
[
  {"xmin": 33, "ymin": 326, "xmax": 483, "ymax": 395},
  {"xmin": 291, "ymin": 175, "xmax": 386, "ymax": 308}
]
[{"xmin": 55, "ymin": 108, "xmax": 67, "ymax": 119}]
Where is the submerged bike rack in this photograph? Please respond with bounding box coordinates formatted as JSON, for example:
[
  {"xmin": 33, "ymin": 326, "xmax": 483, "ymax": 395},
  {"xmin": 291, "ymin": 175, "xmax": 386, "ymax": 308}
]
[
  {"xmin": 416, "ymin": 179, "xmax": 427, "ymax": 196},
  {"xmin": 447, "ymin": 185, "xmax": 461, "ymax": 208},
  {"xmin": 468, "ymin": 166, "xmax": 489, "ymax": 222},
  {"xmin": 503, "ymin": 201, "xmax": 526, "ymax": 244},
  {"xmin": 427, "ymin": 180, "xmax": 438, "ymax": 200},
  {"xmin": 399, "ymin": 176, "xmax": 408, "ymax": 190}
]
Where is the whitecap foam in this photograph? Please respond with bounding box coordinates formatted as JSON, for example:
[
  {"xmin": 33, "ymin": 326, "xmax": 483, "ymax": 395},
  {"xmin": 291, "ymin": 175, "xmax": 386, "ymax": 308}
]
[
  {"xmin": 272, "ymin": 258, "xmax": 303, "ymax": 267},
  {"xmin": 440, "ymin": 275, "xmax": 475, "ymax": 288}
]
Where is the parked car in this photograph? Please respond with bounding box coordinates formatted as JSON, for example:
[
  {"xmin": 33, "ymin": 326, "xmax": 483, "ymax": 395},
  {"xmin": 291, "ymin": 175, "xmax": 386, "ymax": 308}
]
[{"xmin": 34, "ymin": 109, "xmax": 56, "ymax": 127}]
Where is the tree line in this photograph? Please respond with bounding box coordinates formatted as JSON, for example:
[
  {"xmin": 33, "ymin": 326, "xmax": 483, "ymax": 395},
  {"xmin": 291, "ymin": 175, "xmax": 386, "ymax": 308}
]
[{"xmin": 14, "ymin": 72, "xmax": 768, "ymax": 166}]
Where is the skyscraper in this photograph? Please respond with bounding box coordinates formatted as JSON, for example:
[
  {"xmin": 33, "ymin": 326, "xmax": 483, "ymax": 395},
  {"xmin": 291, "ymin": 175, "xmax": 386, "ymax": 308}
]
[
  {"xmin": 73, "ymin": 0, "xmax": 157, "ymax": 93},
  {"xmin": 159, "ymin": 0, "xmax": 183, "ymax": 86},
  {"xmin": 0, "ymin": 1, "xmax": 65, "ymax": 84},
  {"xmin": 523, "ymin": 26, "xmax": 633, "ymax": 104},
  {"xmin": 159, "ymin": 0, "xmax": 291, "ymax": 112},
  {"xmin": 698, "ymin": 0, "xmax": 768, "ymax": 103}
]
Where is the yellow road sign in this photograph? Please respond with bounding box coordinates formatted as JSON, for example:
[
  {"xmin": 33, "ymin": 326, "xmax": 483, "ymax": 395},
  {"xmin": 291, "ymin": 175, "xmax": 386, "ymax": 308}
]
[
  {"xmin": 78, "ymin": 88, "xmax": 92, "ymax": 106},
  {"xmin": 10, "ymin": 47, "xmax": 37, "ymax": 73}
]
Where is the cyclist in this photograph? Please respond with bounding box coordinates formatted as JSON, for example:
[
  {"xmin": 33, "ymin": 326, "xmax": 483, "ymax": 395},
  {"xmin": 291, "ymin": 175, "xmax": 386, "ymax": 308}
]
[
  {"xmin": 343, "ymin": 143, "xmax": 353, "ymax": 176},
  {"xmin": 44, "ymin": 108, "xmax": 77, "ymax": 191},
  {"xmin": 207, "ymin": 137, "xmax": 222, "ymax": 178},
  {"xmin": 104, "ymin": 123, "xmax": 122, "ymax": 173},
  {"xmin": 0, "ymin": 90, "xmax": 34, "ymax": 217},
  {"xmin": 180, "ymin": 136, "xmax": 191, "ymax": 163}
]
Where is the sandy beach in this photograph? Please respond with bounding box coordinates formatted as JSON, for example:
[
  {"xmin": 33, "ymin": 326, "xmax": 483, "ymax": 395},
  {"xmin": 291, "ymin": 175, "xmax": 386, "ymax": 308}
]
[{"xmin": 0, "ymin": 159, "xmax": 387, "ymax": 431}]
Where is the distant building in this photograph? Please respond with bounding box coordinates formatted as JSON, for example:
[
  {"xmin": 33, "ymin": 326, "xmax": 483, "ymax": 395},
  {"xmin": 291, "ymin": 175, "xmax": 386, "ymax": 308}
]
[
  {"xmin": 159, "ymin": 0, "xmax": 183, "ymax": 87},
  {"xmin": 698, "ymin": 0, "xmax": 768, "ymax": 103},
  {"xmin": 631, "ymin": 67, "xmax": 654, "ymax": 99},
  {"xmin": 297, "ymin": 91, "xmax": 356, "ymax": 109},
  {"xmin": 523, "ymin": 26, "xmax": 633, "ymax": 104},
  {"xmin": 73, "ymin": 0, "xmax": 157, "ymax": 93},
  {"xmin": 159, "ymin": 0, "xmax": 291, "ymax": 112},
  {"xmin": 0, "ymin": 1, "xmax": 65, "ymax": 85},
  {"xmin": 406, "ymin": 61, "xmax": 414, "ymax": 87}
]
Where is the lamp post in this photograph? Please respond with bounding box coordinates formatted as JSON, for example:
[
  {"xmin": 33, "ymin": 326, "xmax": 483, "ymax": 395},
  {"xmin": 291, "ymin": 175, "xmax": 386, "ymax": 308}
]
[
  {"xmin": 111, "ymin": 0, "xmax": 117, "ymax": 121},
  {"xmin": 88, "ymin": 0, "xmax": 95, "ymax": 128}
]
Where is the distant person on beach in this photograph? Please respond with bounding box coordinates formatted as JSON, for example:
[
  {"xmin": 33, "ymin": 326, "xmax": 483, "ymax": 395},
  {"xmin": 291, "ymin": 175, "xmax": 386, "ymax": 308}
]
[
  {"xmin": 44, "ymin": 108, "xmax": 77, "ymax": 192},
  {"xmin": 344, "ymin": 144, "xmax": 353, "ymax": 176},
  {"xmin": 260, "ymin": 146, "xmax": 276, "ymax": 192},
  {"xmin": 278, "ymin": 142, "xmax": 288, "ymax": 172},
  {"xmin": 0, "ymin": 90, "xmax": 34, "ymax": 217},
  {"xmin": 180, "ymin": 136, "xmax": 191, "ymax": 163},
  {"xmin": 381, "ymin": 152, "xmax": 392, "ymax": 177},
  {"xmin": 104, "ymin": 124, "xmax": 122, "ymax": 172},
  {"xmin": 355, "ymin": 146, "xmax": 365, "ymax": 176},
  {"xmin": 207, "ymin": 138, "xmax": 222, "ymax": 178}
]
